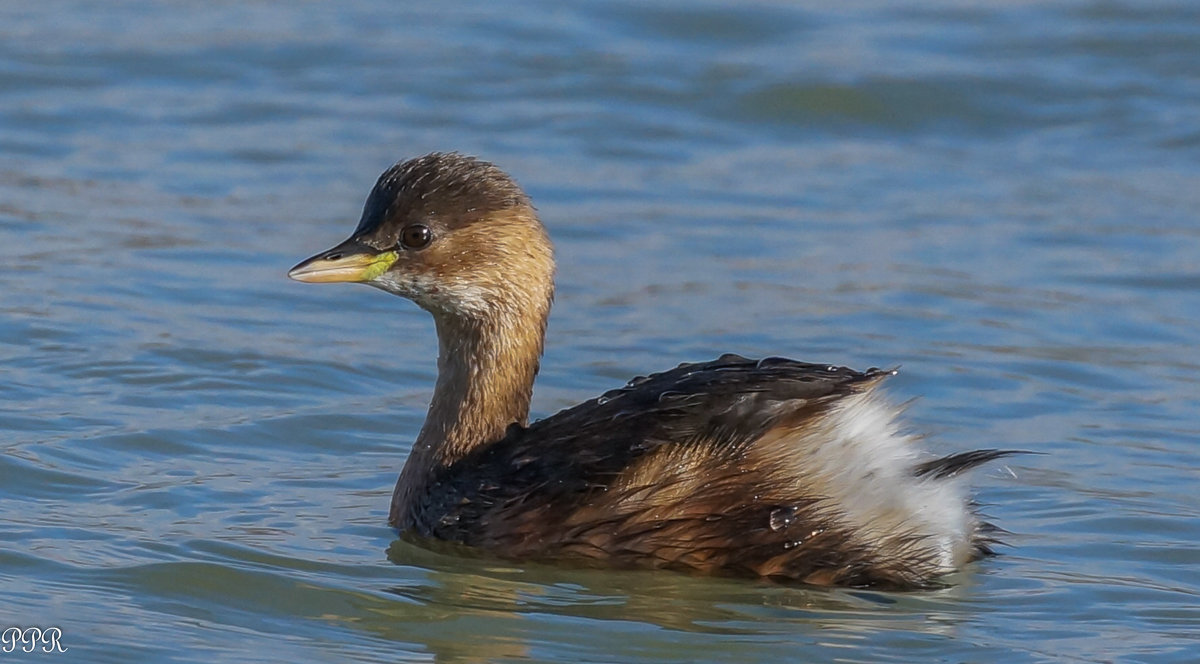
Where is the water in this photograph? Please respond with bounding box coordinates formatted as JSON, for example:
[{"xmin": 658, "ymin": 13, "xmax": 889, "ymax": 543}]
[{"xmin": 2, "ymin": 1, "xmax": 1198, "ymax": 662}]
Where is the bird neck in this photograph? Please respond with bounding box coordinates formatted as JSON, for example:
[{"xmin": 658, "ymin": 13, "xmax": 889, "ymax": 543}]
[
  {"xmin": 427, "ymin": 311, "xmax": 544, "ymax": 459},
  {"xmin": 392, "ymin": 301, "xmax": 547, "ymax": 522}
]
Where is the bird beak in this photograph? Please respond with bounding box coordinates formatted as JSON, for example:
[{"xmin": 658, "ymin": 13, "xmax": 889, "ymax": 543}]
[{"xmin": 287, "ymin": 239, "xmax": 399, "ymax": 284}]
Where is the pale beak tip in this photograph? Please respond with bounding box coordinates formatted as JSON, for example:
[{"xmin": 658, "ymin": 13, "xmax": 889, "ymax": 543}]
[{"xmin": 287, "ymin": 261, "xmax": 316, "ymax": 283}]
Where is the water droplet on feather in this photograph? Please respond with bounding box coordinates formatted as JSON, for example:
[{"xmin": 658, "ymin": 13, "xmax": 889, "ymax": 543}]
[{"xmin": 769, "ymin": 506, "xmax": 797, "ymax": 532}]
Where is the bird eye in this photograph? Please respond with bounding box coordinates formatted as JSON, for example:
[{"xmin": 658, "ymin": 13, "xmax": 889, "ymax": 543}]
[{"xmin": 400, "ymin": 224, "xmax": 432, "ymax": 250}]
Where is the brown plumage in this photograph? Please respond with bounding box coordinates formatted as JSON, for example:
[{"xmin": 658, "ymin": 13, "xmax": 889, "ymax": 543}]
[{"xmin": 289, "ymin": 152, "xmax": 1014, "ymax": 589}]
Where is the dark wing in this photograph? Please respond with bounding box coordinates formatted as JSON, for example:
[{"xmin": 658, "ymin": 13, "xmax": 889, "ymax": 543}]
[
  {"xmin": 913, "ymin": 449, "xmax": 1022, "ymax": 479},
  {"xmin": 405, "ymin": 354, "xmax": 890, "ymax": 544}
]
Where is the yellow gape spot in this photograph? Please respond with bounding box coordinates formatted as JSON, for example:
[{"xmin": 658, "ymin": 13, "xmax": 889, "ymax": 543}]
[{"xmin": 361, "ymin": 251, "xmax": 398, "ymax": 281}]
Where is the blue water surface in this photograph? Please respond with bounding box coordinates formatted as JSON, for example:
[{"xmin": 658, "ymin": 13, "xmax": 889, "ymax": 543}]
[{"xmin": 1, "ymin": 1, "xmax": 1198, "ymax": 662}]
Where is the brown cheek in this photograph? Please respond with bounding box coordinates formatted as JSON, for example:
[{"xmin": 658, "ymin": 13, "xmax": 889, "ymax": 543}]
[{"xmin": 427, "ymin": 245, "xmax": 472, "ymax": 281}]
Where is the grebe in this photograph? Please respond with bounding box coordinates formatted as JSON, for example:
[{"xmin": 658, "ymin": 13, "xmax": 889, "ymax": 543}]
[{"xmin": 288, "ymin": 152, "xmax": 1012, "ymax": 589}]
